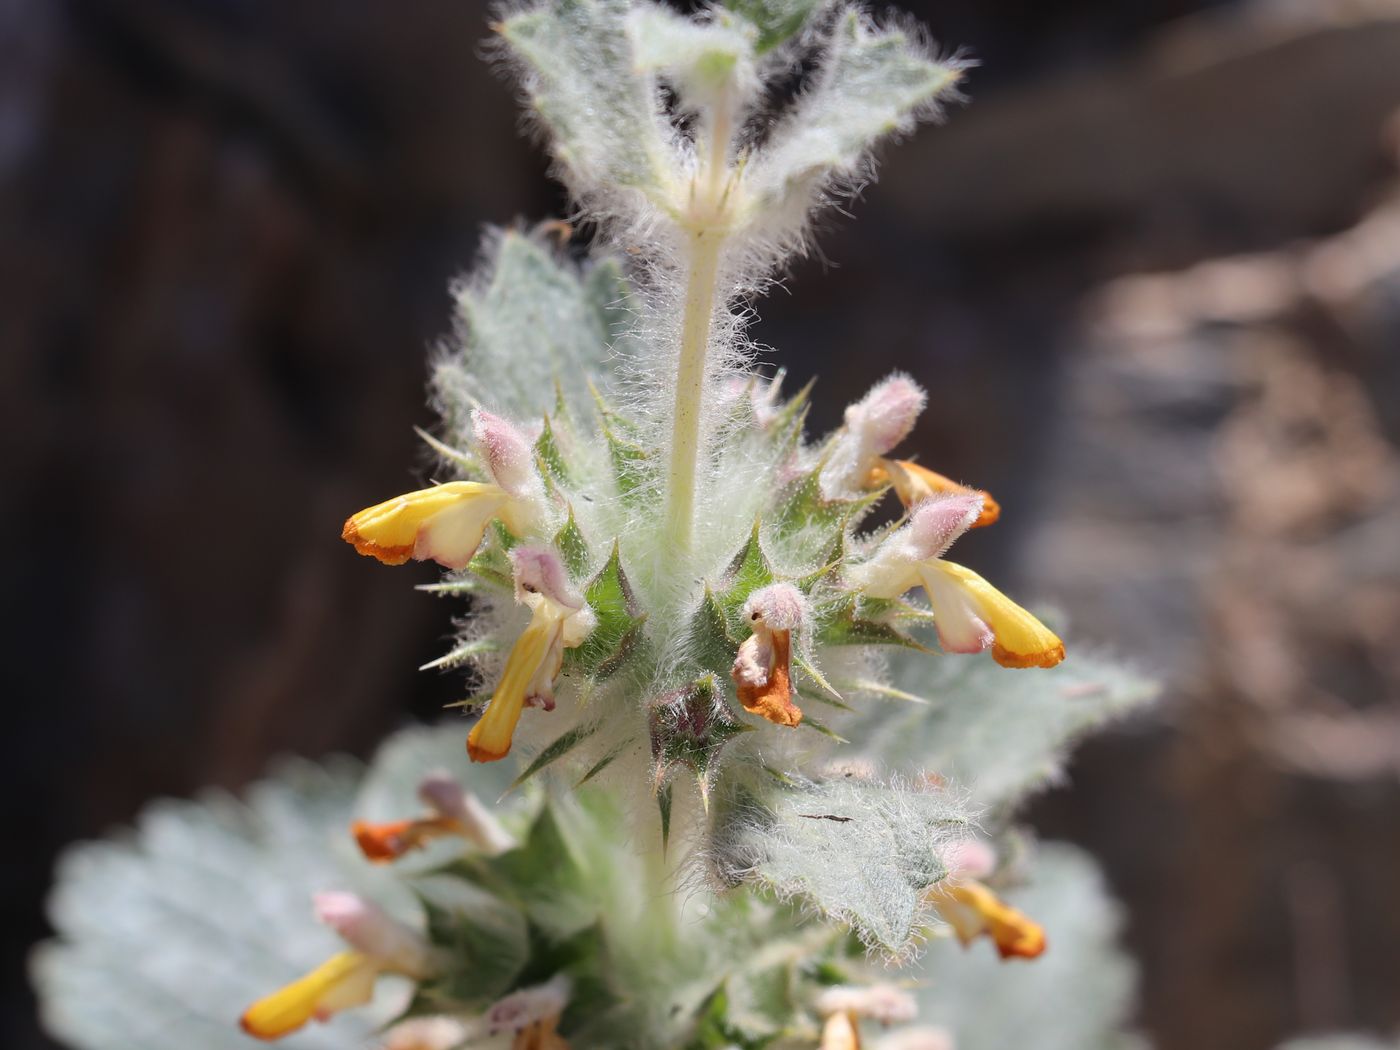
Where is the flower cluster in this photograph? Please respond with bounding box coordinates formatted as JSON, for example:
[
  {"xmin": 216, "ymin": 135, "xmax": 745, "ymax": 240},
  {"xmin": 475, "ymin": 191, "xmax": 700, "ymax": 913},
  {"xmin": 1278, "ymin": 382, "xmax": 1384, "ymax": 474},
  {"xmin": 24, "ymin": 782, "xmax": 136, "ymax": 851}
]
[{"xmin": 221, "ymin": 0, "xmax": 1144, "ymax": 1047}]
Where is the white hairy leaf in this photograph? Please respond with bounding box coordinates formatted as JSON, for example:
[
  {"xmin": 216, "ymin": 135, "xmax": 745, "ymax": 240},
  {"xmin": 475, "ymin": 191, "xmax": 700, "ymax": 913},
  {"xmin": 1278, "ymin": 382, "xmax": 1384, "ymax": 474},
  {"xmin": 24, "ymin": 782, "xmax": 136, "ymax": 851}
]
[
  {"xmin": 32, "ymin": 758, "xmax": 413, "ymax": 1050},
  {"xmin": 848, "ymin": 646, "xmax": 1156, "ymax": 815}
]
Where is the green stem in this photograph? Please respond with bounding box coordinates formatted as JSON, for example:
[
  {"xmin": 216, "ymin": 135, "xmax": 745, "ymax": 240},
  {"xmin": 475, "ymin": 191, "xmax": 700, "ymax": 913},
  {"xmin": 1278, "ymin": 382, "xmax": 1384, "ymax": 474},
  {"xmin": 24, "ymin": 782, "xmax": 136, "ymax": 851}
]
[{"xmin": 663, "ymin": 230, "xmax": 723, "ymax": 555}]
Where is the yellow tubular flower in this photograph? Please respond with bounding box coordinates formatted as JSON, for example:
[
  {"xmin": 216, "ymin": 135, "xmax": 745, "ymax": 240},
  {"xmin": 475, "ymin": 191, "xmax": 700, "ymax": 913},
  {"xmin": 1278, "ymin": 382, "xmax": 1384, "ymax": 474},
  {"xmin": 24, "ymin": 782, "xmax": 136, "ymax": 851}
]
[
  {"xmin": 851, "ymin": 494, "xmax": 1064, "ymax": 669},
  {"xmin": 930, "ymin": 881, "xmax": 1047, "ymax": 960},
  {"xmin": 342, "ymin": 409, "xmax": 545, "ymax": 570},
  {"xmin": 240, "ymin": 893, "xmax": 434, "ymax": 1041},
  {"xmin": 870, "ymin": 458, "xmax": 1000, "ymax": 527},
  {"xmin": 342, "ymin": 481, "xmax": 509, "ymax": 569},
  {"xmin": 820, "ymin": 1010, "xmax": 862, "ymax": 1050},
  {"xmin": 467, "ymin": 547, "xmax": 594, "ymax": 763},
  {"xmin": 468, "ymin": 602, "xmax": 567, "ymax": 762},
  {"xmin": 240, "ymin": 951, "xmax": 379, "ymax": 1041},
  {"xmin": 918, "ymin": 562, "xmax": 1065, "ymax": 668}
]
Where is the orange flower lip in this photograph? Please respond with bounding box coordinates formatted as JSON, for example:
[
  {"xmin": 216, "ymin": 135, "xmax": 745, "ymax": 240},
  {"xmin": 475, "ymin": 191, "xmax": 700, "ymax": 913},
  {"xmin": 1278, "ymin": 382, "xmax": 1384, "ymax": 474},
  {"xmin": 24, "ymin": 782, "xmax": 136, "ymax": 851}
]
[
  {"xmin": 930, "ymin": 880, "xmax": 1047, "ymax": 961},
  {"xmin": 351, "ymin": 818, "xmax": 462, "ymax": 863},
  {"xmin": 353, "ymin": 819, "xmax": 416, "ymax": 861},
  {"xmin": 733, "ymin": 627, "xmax": 802, "ymax": 727},
  {"xmin": 341, "ymin": 518, "xmax": 415, "ymax": 565},
  {"xmin": 731, "ymin": 583, "xmax": 809, "ymax": 728}
]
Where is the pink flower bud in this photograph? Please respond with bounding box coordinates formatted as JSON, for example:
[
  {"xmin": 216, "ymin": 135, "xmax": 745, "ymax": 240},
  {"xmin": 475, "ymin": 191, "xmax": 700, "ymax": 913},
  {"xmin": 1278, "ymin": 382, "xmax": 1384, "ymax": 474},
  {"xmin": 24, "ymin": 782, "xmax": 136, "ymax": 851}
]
[
  {"xmin": 821, "ymin": 375, "xmax": 928, "ymax": 498},
  {"xmin": 903, "ymin": 494, "xmax": 984, "ymax": 562},
  {"xmin": 471, "ymin": 409, "xmax": 541, "ymax": 500},
  {"xmin": 816, "ymin": 984, "xmax": 918, "ymax": 1024},
  {"xmin": 741, "ymin": 582, "xmax": 808, "ymax": 633},
  {"xmin": 510, "ymin": 546, "xmax": 582, "ymax": 609},
  {"xmin": 845, "ymin": 375, "xmax": 926, "ymax": 456},
  {"xmin": 417, "ymin": 771, "xmax": 517, "ymax": 855},
  {"xmin": 485, "ymin": 975, "xmax": 572, "ymax": 1034},
  {"xmin": 314, "ymin": 892, "xmax": 433, "ymax": 977},
  {"xmin": 943, "ymin": 839, "xmax": 997, "ymax": 880}
]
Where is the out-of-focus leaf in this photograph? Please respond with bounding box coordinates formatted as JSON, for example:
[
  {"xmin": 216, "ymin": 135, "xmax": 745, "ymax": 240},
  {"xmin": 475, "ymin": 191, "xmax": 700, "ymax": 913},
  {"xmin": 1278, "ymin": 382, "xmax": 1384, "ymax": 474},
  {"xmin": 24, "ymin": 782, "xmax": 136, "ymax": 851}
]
[
  {"xmin": 748, "ymin": 12, "xmax": 964, "ymax": 221},
  {"xmin": 724, "ymin": 0, "xmax": 825, "ymax": 54},
  {"xmin": 434, "ymin": 231, "xmax": 629, "ymax": 433},
  {"xmin": 848, "ymin": 646, "xmax": 1157, "ymax": 814},
  {"xmin": 499, "ymin": 0, "xmax": 675, "ymax": 203},
  {"xmin": 32, "ymin": 758, "xmax": 410, "ymax": 1050}
]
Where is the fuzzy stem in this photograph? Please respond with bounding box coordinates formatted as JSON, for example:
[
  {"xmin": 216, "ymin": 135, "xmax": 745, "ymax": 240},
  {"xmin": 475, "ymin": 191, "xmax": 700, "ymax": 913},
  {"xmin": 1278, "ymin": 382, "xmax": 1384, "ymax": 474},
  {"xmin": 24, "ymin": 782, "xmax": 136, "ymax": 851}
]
[
  {"xmin": 663, "ymin": 229, "xmax": 723, "ymax": 554},
  {"xmin": 663, "ymin": 86, "xmax": 736, "ymax": 556}
]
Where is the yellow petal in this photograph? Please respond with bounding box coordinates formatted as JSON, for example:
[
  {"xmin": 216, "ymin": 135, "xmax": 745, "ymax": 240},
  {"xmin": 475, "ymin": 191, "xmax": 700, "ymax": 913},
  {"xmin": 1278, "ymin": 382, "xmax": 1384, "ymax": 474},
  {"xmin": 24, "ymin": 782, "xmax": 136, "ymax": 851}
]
[
  {"xmin": 921, "ymin": 561, "xmax": 1065, "ymax": 668},
  {"xmin": 874, "ymin": 459, "xmax": 1000, "ymax": 527},
  {"xmin": 239, "ymin": 952, "xmax": 379, "ymax": 1041},
  {"xmin": 467, "ymin": 607, "xmax": 564, "ymax": 762},
  {"xmin": 931, "ymin": 882, "xmax": 1046, "ymax": 960},
  {"xmin": 342, "ymin": 481, "xmax": 506, "ymax": 569},
  {"xmin": 820, "ymin": 1010, "xmax": 862, "ymax": 1050}
]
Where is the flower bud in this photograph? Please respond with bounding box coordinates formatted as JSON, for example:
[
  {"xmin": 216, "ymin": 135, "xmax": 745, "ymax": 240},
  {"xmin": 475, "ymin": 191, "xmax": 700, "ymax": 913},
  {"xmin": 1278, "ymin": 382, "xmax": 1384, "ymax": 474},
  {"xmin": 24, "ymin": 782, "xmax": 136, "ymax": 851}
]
[
  {"xmin": 846, "ymin": 375, "xmax": 926, "ymax": 456},
  {"xmin": 741, "ymin": 582, "xmax": 808, "ymax": 633},
  {"xmin": 943, "ymin": 839, "xmax": 996, "ymax": 881},
  {"xmin": 816, "ymin": 984, "xmax": 918, "ymax": 1025},
  {"xmin": 903, "ymin": 495, "xmax": 985, "ymax": 562},
  {"xmin": 484, "ymin": 974, "xmax": 572, "ymax": 1034},
  {"xmin": 821, "ymin": 375, "xmax": 927, "ymax": 498},
  {"xmin": 313, "ymin": 892, "xmax": 433, "ymax": 978},
  {"xmin": 472, "ymin": 409, "xmax": 543, "ymax": 502},
  {"xmin": 417, "ymin": 771, "xmax": 517, "ymax": 855},
  {"xmin": 510, "ymin": 545, "xmax": 583, "ymax": 610},
  {"xmin": 849, "ymin": 494, "xmax": 981, "ymax": 600}
]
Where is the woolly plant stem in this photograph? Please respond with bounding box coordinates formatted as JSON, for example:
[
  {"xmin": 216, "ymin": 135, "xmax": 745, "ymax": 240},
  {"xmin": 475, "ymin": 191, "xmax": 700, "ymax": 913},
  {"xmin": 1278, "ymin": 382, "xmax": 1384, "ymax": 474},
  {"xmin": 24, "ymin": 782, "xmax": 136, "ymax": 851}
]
[
  {"xmin": 663, "ymin": 226, "xmax": 724, "ymax": 555},
  {"xmin": 663, "ymin": 90, "xmax": 733, "ymax": 556}
]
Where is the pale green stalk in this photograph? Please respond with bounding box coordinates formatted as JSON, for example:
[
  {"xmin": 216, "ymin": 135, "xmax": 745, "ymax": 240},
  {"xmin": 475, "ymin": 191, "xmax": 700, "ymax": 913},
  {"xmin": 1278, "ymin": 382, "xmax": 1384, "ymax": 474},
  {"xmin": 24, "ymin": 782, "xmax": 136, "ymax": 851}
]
[
  {"xmin": 662, "ymin": 94, "xmax": 733, "ymax": 555},
  {"xmin": 664, "ymin": 230, "xmax": 724, "ymax": 554}
]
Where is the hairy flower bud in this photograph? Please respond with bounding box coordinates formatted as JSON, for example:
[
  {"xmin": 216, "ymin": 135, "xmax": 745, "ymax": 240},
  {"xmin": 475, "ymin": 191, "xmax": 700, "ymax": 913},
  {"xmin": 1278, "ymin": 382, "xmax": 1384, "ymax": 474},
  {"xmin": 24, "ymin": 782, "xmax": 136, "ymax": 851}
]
[
  {"xmin": 417, "ymin": 770, "xmax": 517, "ymax": 854},
  {"xmin": 485, "ymin": 975, "xmax": 572, "ymax": 1034},
  {"xmin": 821, "ymin": 375, "xmax": 927, "ymax": 498},
  {"xmin": 313, "ymin": 892, "xmax": 433, "ymax": 978},
  {"xmin": 943, "ymin": 839, "xmax": 997, "ymax": 881},
  {"xmin": 816, "ymin": 984, "xmax": 918, "ymax": 1024},
  {"xmin": 472, "ymin": 408, "xmax": 544, "ymax": 502}
]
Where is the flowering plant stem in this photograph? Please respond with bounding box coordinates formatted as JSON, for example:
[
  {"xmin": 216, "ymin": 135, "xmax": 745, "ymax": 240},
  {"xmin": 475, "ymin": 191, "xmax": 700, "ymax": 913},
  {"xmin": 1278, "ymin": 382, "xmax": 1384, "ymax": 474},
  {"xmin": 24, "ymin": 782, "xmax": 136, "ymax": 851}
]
[{"xmin": 664, "ymin": 224, "xmax": 725, "ymax": 556}]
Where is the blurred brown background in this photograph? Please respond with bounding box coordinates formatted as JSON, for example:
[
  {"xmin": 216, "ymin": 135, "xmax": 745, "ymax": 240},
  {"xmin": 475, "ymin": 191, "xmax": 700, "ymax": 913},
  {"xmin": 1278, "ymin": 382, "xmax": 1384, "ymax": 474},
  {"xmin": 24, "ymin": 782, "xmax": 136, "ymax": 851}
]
[{"xmin": 4, "ymin": 1, "xmax": 1400, "ymax": 1048}]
